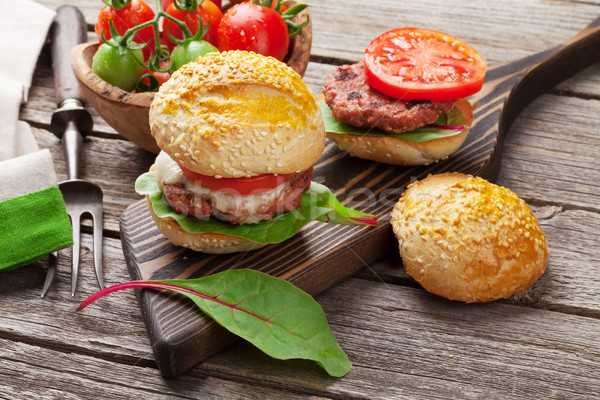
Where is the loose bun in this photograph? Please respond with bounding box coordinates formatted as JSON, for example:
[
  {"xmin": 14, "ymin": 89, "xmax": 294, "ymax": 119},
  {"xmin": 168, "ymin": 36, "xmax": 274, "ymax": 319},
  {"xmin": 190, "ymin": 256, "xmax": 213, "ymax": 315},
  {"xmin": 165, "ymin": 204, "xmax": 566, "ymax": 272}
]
[
  {"xmin": 326, "ymin": 98, "xmax": 473, "ymax": 166},
  {"xmin": 390, "ymin": 173, "xmax": 549, "ymax": 303},
  {"xmin": 149, "ymin": 50, "xmax": 325, "ymax": 178}
]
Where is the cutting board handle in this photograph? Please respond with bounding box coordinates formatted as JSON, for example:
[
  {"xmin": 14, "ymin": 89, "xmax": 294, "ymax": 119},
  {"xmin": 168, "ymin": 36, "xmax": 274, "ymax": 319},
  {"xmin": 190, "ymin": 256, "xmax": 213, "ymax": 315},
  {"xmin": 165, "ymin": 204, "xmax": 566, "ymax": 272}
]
[
  {"xmin": 468, "ymin": 15, "xmax": 600, "ymax": 181},
  {"xmin": 501, "ymin": 16, "xmax": 600, "ymax": 127},
  {"xmin": 51, "ymin": 5, "xmax": 88, "ymax": 106}
]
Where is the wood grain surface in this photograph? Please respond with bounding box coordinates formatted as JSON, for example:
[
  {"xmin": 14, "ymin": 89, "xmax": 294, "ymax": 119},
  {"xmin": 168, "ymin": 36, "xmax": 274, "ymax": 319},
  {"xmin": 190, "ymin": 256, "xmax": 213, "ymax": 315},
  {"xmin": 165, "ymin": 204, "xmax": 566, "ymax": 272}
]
[
  {"xmin": 2, "ymin": 0, "xmax": 600, "ymax": 398},
  {"xmin": 120, "ymin": 17, "xmax": 600, "ymax": 376}
]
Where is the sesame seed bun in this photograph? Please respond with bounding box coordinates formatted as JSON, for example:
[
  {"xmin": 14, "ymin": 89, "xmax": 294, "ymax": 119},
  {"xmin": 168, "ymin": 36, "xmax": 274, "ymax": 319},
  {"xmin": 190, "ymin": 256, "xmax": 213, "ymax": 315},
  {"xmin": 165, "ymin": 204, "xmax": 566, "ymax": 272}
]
[
  {"xmin": 390, "ymin": 173, "xmax": 549, "ymax": 303},
  {"xmin": 149, "ymin": 50, "xmax": 325, "ymax": 178},
  {"xmin": 325, "ymin": 98, "xmax": 474, "ymax": 166}
]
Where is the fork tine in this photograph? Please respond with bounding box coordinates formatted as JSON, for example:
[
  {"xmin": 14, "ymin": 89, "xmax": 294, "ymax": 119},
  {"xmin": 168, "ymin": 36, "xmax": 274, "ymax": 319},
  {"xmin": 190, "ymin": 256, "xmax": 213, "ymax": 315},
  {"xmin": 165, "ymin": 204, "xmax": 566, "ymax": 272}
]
[
  {"xmin": 70, "ymin": 213, "xmax": 81, "ymax": 297},
  {"xmin": 92, "ymin": 207, "xmax": 104, "ymax": 289},
  {"xmin": 41, "ymin": 251, "xmax": 58, "ymax": 298}
]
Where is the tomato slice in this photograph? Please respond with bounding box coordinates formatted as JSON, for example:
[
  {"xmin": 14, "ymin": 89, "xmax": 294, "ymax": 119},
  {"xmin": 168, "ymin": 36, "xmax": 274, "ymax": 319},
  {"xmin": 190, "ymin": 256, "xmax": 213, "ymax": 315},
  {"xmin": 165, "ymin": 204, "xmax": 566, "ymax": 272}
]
[
  {"xmin": 364, "ymin": 27, "xmax": 486, "ymax": 101},
  {"xmin": 179, "ymin": 165, "xmax": 298, "ymax": 195}
]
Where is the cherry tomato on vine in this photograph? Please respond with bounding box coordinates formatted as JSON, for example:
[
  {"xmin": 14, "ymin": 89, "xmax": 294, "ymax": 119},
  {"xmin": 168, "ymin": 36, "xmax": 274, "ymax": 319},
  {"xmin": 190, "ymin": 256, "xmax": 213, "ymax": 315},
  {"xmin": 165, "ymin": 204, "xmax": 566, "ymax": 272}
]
[
  {"xmin": 364, "ymin": 27, "xmax": 487, "ymax": 101},
  {"xmin": 169, "ymin": 40, "xmax": 219, "ymax": 73},
  {"xmin": 139, "ymin": 59, "xmax": 171, "ymax": 89},
  {"xmin": 92, "ymin": 43, "xmax": 145, "ymax": 92},
  {"xmin": 161, "ymin": 1, "xmax": 222, "ymax": 51},
  {"xmin": 217, "ymin": 2, "xmax": 289, "ymax": 61},
  {"xmin": 179, "ymin": 165, "xmax": 297, "ymax": 195},
  {"xmin": 95, "ymin": 0, "xmax": 156, "ymax": 60}
]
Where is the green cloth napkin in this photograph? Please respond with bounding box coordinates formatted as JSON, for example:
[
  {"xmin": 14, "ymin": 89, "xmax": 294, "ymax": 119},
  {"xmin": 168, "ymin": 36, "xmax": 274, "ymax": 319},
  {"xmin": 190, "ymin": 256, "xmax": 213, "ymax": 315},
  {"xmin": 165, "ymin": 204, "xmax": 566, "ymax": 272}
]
[
  {"xmin": 0, "ymin": 150, "xmax": 73, "ymax": 271},
  {"xmin": 0, "ymin": 186, "xmax": 72, "ymax": 271}
]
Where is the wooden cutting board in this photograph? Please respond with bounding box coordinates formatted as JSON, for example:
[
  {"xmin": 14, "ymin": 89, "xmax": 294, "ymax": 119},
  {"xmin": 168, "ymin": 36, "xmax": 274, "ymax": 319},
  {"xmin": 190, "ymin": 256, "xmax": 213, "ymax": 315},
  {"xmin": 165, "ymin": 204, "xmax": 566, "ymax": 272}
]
[{"xmin": 120, "ymin": 18, "xmax": 600, "ymax": 377}]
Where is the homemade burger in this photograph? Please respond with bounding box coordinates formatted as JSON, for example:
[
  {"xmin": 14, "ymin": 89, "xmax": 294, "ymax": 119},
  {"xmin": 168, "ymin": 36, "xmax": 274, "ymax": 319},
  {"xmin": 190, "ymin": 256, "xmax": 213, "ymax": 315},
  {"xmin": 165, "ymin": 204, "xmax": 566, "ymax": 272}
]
[
  {"xmin": 136, "ymin": 50, "xmax": 376, "ymax": 253},
  {"xmin": 390, "ymin": 173, "xmax": 549, "ymax": 303},
  {"xmin": 320, "ymin": 27, "xmax": 485, "ymax": 166}
]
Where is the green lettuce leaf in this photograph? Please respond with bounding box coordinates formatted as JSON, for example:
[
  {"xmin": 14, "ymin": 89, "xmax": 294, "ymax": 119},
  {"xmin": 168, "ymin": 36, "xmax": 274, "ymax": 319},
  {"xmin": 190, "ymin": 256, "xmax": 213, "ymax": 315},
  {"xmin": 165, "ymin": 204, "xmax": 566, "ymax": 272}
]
[
  {"xmin": 319, "ymin": 101, "xmax": 466, "ymax": 142},
  {"xmin": 135, "ymin": 172, "xmax": 377, "ymax": 244},
  {"xmin": 78, "ymin": 269, "xmax": 352, "ymax": 377}
]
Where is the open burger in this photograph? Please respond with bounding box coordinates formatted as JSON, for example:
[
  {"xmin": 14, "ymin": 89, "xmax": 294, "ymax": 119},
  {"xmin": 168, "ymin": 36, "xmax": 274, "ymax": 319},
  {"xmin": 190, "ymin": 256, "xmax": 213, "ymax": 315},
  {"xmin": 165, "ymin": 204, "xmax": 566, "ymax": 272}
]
[
  {"xmin": 135, "ymin": 50, "xmax": 377, "ymax": 254},
  {"xmin": 319, "ymin": 27, "xmax": 485, "ymax": 166}
]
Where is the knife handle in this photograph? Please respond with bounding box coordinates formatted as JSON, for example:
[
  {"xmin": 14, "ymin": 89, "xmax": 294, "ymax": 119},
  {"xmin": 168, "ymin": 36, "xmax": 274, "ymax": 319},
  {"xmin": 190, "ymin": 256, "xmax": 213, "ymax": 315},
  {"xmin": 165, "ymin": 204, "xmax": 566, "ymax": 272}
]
[{"xmin": 51, "ymin": 5, "xmax": 88, "ymax": 106}]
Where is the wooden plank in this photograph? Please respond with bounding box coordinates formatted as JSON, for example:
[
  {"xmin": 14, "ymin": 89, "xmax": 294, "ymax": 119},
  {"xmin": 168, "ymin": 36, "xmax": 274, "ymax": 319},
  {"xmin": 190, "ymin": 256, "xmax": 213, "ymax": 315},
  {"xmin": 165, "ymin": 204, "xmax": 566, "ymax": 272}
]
[
  {"xmin": 0, "ymin": 339, "xmax": 325, "ymax": 399},
  {"xmin": 194, "ymin": 279, "xmax": 600, "ymax": 399},
  {"xmin": 0, "ymin": 236, "xmax": 153, "ymax": 363},
  {"xmin": 307, "ymin": 0, "xmax": 600, "ymax": 63},
  {"xmin": 497, "ymin": 94, "xmax": 600, "ymax": 212}
]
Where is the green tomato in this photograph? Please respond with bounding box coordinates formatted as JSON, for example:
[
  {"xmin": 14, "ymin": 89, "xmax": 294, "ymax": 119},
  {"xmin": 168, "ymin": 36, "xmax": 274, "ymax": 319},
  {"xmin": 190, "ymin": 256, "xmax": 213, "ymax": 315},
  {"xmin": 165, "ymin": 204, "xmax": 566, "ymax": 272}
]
[
  {"xmin": 169, "ymin": 40, "xmax": 219, "ymax": 73},
  {"xmin": 92, "ymin": 43, "xmax": 145, "ymax": 92}
]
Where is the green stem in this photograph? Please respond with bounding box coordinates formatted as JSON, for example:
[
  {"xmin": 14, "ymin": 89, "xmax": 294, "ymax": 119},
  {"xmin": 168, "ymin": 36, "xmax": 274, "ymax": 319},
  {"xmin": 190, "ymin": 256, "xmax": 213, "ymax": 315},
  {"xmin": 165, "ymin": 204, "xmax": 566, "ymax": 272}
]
[
  {"xmin": 103, "ymin": 0, "xmax": 131, "ymax": 10},
  {"xmin": 161, "ymin": 12, "xmax": 194, "ymax": 38}
]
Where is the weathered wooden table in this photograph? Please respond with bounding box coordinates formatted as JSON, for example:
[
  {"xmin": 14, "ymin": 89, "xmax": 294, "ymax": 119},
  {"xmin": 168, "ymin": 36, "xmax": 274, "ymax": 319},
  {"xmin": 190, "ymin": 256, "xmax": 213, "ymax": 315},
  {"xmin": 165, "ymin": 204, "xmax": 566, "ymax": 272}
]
[{"xmin": 2, "ymin": 0, "xmax": 599, "ymax": 398}]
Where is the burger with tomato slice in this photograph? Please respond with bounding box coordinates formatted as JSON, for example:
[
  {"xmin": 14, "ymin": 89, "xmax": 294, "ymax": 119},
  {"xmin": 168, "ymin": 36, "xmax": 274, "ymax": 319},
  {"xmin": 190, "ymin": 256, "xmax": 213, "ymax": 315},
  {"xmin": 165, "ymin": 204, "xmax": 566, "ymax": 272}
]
[
  {"xmin": 135, "ymin": 50, "xmax": 377, "ymax": 253},
  {"xmin": 319, "ymin": 27, "xmax": 485, "ymax": 166}
]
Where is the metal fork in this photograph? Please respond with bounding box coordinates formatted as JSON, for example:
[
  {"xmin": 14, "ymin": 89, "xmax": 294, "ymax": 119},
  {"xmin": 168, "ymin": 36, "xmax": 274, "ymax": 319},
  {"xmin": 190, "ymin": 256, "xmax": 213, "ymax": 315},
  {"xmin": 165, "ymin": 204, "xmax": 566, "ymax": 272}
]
[{"xmin": 41, "ymin": 6, "xmax": 104, "ymax": 297}]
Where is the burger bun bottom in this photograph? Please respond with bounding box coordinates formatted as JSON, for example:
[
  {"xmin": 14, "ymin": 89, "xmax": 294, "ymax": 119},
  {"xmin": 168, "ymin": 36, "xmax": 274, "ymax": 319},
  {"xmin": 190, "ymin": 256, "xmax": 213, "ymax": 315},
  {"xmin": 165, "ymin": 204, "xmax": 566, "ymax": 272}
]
[{"xmin": 146, "ymin": 197, "xmax": 268, "ymax": 254}]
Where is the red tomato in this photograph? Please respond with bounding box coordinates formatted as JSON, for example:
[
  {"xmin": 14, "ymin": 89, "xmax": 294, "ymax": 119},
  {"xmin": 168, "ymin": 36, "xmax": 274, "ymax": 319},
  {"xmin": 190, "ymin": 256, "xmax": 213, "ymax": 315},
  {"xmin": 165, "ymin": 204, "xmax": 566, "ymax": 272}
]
[
  {"xmin": 95, "ymin": 0, "xmax": 156, "ymax": 60},
  {"xmin": 179, "ymin": 165, "xmax": 297, "ymax": 195},
  {"xmin": 217, "ymin": 2, "xmax": 289, "ymax": 61},
  {"xmin": 364, "ymin": 27, "xmax": 487, "ymax": 101},
  {"xmin": 139, "ymin": 60, "xmax": 171, "ymax": 88},
  {"xmin": 161, "ymin": 1, "xmax": 222, "ymax": 51}
]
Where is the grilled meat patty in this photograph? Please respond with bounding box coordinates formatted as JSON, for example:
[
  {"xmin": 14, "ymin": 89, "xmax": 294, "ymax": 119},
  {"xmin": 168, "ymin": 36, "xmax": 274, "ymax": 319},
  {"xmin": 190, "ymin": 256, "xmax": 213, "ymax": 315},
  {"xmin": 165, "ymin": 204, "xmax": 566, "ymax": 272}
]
[
  {"xmin": 322, "ymin": 60, "xmax": 454, "ymax": 133},
  {"xmin": 162, "ymin": 168, "xmax": 312, "ymax": 225}
]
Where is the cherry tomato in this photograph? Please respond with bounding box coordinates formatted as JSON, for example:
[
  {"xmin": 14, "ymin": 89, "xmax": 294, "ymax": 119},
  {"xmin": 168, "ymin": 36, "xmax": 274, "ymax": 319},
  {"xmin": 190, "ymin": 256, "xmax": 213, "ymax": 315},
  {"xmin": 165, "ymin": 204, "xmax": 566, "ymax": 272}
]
[
  {"xmin": 364, "ymin": 27, "xmax": 487, "ymax": 101},
  {"xmin": 92, "ymin": 44, "xmax": 145, "ymax": 92},
  {"xmin": 139, "ymin": 59, "xmax": 171, "ymax": 89},
  {"xmin": 170, "ymin": 39, "xmax": 219, "ymax": 72},
  {"xmin": 217, "ymin": 2, "xmax": 289, "ymax": 61},
  {"xmin": 161, "ymin": 1, "xmax": 222, "ymax": 51},
  {"xmin": 95, "ymin": 0, "xmax": 156, "ymax": 60},
  {"xmin": 179, "ymin": 165, "xmax": 297, "ymax": 195}
]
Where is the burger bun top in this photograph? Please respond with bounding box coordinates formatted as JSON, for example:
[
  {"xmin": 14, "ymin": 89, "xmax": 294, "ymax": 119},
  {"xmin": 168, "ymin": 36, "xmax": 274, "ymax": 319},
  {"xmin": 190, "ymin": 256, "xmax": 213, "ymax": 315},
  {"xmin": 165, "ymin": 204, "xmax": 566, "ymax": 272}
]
[{"xmin": 150, "ymin": 50, "xmax": 325, "ymax": 178}]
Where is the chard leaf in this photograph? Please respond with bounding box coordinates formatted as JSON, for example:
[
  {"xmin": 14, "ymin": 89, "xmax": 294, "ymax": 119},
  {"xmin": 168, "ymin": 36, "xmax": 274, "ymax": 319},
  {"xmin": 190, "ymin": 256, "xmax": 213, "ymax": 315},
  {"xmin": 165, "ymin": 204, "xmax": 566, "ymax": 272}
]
[
  {"xmin": 135, "ymin": 173, "xmax": 377, "ymax": 244},
  {"xmin": 319, "ymin": 101, "xmax": 467, "ymax": 142},
  {"xmin": 78, "ymin": 269, "xmax": 352, "ymax": 377}
]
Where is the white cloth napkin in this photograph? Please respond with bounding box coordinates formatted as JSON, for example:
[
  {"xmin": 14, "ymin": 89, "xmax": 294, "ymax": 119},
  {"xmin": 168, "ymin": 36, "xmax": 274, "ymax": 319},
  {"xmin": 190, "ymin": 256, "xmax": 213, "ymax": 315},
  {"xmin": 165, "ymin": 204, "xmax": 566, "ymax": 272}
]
[
  {"xmin": 0, "ymin": 1, "xmax": 74, "ymax": 270},
  {"xmin": 0, "ymin": 0, "xmax": 55, "ymax": 162},
  {"xmin": 0, "ymin": 149, "xmax": 58, "ymax": 202}
]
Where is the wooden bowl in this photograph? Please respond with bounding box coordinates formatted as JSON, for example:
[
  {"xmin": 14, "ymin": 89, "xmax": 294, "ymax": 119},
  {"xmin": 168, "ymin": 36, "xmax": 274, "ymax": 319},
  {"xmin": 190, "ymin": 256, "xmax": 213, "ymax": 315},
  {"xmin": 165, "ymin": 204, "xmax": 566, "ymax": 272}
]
[{"xmin": 70, "ymin": 5, "xmax": 312, "ymax": 154}]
